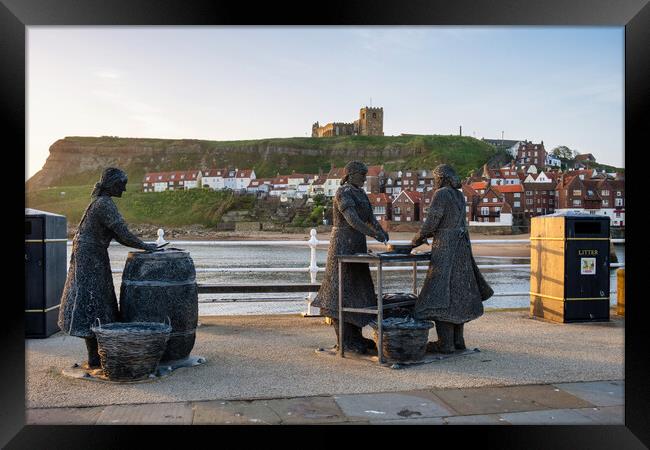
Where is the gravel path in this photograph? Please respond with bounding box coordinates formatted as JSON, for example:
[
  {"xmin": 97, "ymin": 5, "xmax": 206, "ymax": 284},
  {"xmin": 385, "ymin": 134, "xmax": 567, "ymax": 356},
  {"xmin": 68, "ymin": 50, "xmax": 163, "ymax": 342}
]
[{"xmin": 26, "ymin": 310, "xmax": 624, "ymax": 408}]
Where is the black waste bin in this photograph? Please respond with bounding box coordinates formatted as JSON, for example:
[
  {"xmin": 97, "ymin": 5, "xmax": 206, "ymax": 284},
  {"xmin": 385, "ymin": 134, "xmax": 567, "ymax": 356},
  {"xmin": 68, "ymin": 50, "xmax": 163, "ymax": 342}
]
[
  {"xmin": 25, "ymin": 208, "xmax": 67, "ymax": 337},
  {"xmin": 530, "ymin": 211, "xmax": 610, "ymax": 323}
]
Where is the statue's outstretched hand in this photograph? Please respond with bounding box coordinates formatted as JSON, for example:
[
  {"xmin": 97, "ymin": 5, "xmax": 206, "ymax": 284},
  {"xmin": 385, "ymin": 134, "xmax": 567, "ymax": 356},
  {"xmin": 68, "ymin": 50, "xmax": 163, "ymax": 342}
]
[
  {"xmin": 411, "ymin": 235, "xmax": 425, "ymax": 248},
  {"xmin": 142, "ymin": 243, "xmax": 159, "ymax": 252},
  {"xmin": 375, "ymin": 230, "xmax": 389, "ymax": 244}
]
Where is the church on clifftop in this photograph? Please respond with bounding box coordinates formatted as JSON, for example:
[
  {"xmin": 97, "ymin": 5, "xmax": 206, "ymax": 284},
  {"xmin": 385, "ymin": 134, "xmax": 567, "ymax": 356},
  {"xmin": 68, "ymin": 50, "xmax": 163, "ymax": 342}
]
[{"xmin": 312, "ymin": 106, "xmax": 384, "ymax": 137}]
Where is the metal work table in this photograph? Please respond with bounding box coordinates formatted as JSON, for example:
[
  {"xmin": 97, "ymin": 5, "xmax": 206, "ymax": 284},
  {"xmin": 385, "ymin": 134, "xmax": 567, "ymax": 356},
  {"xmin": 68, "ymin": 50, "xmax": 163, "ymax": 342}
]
[{"xmin": 337, "ymin": 251, "xmax": 431, "ymax": 364}]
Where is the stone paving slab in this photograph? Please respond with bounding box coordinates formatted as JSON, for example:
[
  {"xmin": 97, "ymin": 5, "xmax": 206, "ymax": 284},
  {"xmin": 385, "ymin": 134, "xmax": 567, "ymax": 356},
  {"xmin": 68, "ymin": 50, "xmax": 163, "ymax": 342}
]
[
  {"xmin": 95, "ymin": 402, "xmax": 194, "ymax": 425},
  {"xmin": 192, "ymin": 400, "xmax": 281, "ymax": 424},
  {"xmin": 26, "ymin": 406, "xmax": 105, "ymax": 425},
  {"xmin": 443, "ymin": 414, "xmax": 508, "ymax": 425},
  {"xmin": 498, "ymin": 408, "xmax": 600, "ymax": 425},
  {"xmin": 572, "ymin": 406, "xmax": 624, "ymax": 424},
  {"xmin": 431, "ymin": 384, "xmax": 594, "ymax": 416},
  {"xmin": 369, "ymin": 417, "xmax": 446, "ymax": 425},
  {"xmin": 333, "ymin": 392, "xmax": 455, "ymax": 421},
  {"xmin": 552, "ymin": 380, "xmax": 624, "ymax": 407},
  {"xmin": 262, "ymin": 396, "xmax": 354, "ymax": 424}
]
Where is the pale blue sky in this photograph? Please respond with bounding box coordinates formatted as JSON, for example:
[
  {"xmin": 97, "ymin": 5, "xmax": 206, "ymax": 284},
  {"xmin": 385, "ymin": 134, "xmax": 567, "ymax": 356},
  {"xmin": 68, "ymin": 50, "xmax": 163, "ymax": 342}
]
[{"xmin": 27, "ymin": 26, "xmax": 624, "ymax": 179}]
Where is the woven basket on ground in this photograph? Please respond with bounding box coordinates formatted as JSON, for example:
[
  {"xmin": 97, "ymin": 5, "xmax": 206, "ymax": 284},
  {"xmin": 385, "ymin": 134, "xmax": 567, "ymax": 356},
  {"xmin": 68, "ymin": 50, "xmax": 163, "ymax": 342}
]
[
  {"xmin": 370, "ymin": 317, "xmax": 434, "ymax": 363},
  {"xmin": 91, "ymin": 321, "xmax": 172, "ymax": 381}
]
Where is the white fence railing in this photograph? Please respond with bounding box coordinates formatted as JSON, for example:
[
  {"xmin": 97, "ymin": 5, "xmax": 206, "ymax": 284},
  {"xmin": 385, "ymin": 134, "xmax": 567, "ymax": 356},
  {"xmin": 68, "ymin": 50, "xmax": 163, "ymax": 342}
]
[{"xmin": 76, "ymin": 228, "xmax": 624, "ymax": 316}]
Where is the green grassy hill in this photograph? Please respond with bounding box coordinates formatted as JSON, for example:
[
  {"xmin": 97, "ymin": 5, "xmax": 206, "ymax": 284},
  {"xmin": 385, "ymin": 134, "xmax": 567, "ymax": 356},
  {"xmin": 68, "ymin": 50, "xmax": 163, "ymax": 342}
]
[{"xmin": 26, "ymin": 186, "xmax": 254, "ymax": 227}]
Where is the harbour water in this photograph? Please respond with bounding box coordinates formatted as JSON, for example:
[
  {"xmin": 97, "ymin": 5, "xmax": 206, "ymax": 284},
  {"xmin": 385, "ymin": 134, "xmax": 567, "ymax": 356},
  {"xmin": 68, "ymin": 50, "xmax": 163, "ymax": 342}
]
[{"xmin": 98, "ymin": 242, "xmax": 625, "ymax": 316}]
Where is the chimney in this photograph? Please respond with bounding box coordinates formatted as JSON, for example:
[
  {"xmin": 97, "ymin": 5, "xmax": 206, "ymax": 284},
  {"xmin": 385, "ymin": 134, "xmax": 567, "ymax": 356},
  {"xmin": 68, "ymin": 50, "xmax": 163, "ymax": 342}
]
[{"xmin": 459, "ymin": 126, "xmax": 462, "ymax": 136}]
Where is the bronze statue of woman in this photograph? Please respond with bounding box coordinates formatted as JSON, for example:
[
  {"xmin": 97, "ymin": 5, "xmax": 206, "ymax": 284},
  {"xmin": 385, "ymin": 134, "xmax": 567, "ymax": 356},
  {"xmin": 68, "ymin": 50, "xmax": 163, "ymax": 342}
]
[
  {"xmin": 312, "ymin": 161, "xmax": 390, "ymax": 354},
  {"xmin": 410, "ymin": 164, "xmax": 494, "ymax": 353},
  {"xmin": 58, "ymin": 168, "xmax": 158, "ymax": 369}
]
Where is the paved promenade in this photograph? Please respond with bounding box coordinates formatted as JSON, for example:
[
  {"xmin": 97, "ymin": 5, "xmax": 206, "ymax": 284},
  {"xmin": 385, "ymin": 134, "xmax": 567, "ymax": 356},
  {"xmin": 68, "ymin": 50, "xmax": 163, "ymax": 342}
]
[
  {"xmin": 27, "ymin": 380, "xmax": 623, "ymax": 425},
  {"xmin": 25, "ymin": 309, "xmax": 624, "ymax": 425}
]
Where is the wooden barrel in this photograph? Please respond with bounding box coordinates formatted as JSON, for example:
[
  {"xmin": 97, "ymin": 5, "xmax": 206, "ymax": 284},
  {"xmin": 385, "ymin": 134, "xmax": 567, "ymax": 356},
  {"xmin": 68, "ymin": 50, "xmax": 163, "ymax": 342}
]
[{"xmin": 119, "ymin": 249, "xmax": 198, "ymax": 362}]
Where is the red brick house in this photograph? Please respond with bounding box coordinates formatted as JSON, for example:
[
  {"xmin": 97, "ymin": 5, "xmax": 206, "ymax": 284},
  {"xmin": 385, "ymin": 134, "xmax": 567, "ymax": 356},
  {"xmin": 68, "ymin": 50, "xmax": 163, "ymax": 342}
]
[
  {"xmin": 515, "ymin": 140, "xmax": 547, "ymax": 168},
  {"xmin": 470, "ymin": 181, "xmax": 488, "ymax": 196},
  {"xmin": 523, "ymin": 182, "xmax": 557, "ymax": 217},
  {"xmin": 401, "ymin": 170, "xmax": 420, "ymax": 192},
  {"xmin": 556, "ymin": 174, "xmax": 625, "ymax": 226},
  {"xmin": 369, "ymin": 193, "xmax": 392, "ymax": 221},
  {"xmin": 392, "ymin": 190, "xmax": 421, "ymax": 222},
  {"xmin": 493, "ymin": 184, "xmax": 525, "ymax": 216},
  {"xmin": 476, "ymin": 186, "xmax": 510, "ymax": 223},
  {"xmin": 574, "ymin": 153, "xmax": 596, "ymax": 168},
  {"xmin": 556, "ymin": 174, "xmax": 585, "ymax": 211}
]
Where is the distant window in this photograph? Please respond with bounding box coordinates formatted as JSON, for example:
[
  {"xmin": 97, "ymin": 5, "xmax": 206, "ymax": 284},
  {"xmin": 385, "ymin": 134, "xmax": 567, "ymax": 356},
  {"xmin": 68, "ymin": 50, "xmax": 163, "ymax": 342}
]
[
  {"xmin": 158, "ymin": 176, "xmax": 162, "ymax": 180},
  {"xmin": 181, "ymin": 175, "xmax": 185, "ymax": 179},
  {"xmin": 602, "ymin": 190, "xmax": 609, "ymax": 196},
  {"xmin": 514, "ymin": 201, "xmax": 521, "ymax": 208},
  {"xmin": 573, "ymin": 199, "xmax": 581, "ymax": 206},
  {"xmin": 481, "ymin": 207, "xmax": 489, "ymax": 215},
  {"xmin": 526, "ymin": 199, "xmax": 533, "ymax": 205},
  {"xmin": 514, "ymin": 193, "xmax": 521, "ymax": 198},
  {"xmin": 145, "ymin": 176, "xmax": 150, "ymax": 181},
  {"xmin": 616, "ymin": 191, "xmax": 622, "ymax": 196},
  {"xmin": 492, "ymin": 198, "xmax": 497, "ymax": 203},
  {"xmin": 615, "ymin": 198, "xmax": 623, "ymax": 207},
  {"xmin": 373, "ymin": 113, "xmax": 377, "ymax": 118},
  {"xmin": 602, "ymin": 200, "xmax": 609, "ymax": 206},
  {"xmin": 483, "ymin": 198, "xmax": 488, "ymax": 203},
  {"xmin": 573, "ymin": 190, "xmax": 582, "ymax": 196},
  {"xmin": 526, "ymin": 191, "xmax": 532, "ymax": 196}
]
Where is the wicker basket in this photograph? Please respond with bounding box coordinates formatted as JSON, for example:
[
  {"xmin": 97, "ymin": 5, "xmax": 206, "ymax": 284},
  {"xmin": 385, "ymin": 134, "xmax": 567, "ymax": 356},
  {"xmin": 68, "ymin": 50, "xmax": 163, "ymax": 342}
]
[
  {"xmin": 91, "ymin": 321, "xmax": 172, "ymax": 381},
  {"xmin": 371, "ymin": 317, "xmax": 434, "ymax": 363}
]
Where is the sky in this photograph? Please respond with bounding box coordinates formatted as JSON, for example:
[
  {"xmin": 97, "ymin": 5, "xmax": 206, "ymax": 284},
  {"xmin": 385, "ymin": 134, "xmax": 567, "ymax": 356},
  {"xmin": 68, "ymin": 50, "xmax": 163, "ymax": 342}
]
[{"xmin": 26, "ymin": 26, "xmax": 624, "ymax": 179}]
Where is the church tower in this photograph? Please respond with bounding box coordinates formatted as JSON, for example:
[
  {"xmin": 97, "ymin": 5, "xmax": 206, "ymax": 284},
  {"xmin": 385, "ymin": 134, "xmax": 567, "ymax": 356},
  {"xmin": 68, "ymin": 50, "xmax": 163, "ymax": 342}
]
[{"xmin": 357, "ymin": 107, "xmax": 384, "ymax": 136}]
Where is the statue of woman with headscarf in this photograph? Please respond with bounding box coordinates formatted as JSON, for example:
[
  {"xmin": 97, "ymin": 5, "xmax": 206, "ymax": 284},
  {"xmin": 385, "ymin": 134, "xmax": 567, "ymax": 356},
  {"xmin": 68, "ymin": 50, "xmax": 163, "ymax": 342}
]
[
  {"xmin": 312, "ymin": 161, "xmax": 390, "ymax": 354},
  {"xmin": 58, "ymin": 168, "xmax": 158, "ymax": 369},
  {"xmin": 410, "ymin": 164, "xmax": 494, "ymax": 353}
]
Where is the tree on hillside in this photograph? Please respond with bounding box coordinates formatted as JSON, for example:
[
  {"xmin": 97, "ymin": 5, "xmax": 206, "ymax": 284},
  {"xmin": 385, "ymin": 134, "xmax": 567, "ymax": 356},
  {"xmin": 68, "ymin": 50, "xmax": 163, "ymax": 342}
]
[{"xmin": 551, "ymin": 146, "xmax": 579, "ymax": 160}]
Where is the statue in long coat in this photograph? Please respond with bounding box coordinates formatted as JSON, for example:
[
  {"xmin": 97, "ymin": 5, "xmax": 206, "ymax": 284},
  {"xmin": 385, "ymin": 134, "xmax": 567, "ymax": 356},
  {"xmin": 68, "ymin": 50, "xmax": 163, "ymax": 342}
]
[
  {"xmin": 411, "ymin": 164, "xmax": 493, "ymax": 353},
  {"xmin": 312, "ymin": 161, "xmax": 390, "ymax": 353},
  {"xmin": 58, "ymin": 168, "xmax": 158, "ymax": 368}
]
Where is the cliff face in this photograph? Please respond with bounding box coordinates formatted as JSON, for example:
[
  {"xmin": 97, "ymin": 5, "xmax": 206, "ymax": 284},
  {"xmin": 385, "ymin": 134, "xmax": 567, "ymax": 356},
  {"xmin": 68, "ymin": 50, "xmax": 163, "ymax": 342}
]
[{"xmin": 27, "ymin": 135, "xmax": 498, "ymax": 190}]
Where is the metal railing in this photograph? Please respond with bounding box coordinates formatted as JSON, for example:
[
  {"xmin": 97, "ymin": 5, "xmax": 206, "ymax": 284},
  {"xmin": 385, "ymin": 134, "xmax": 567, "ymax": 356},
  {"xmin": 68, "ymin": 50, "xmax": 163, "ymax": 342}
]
[{"xmin": 70, "ymin": 228, "xmax": 625, "ymax": 316}]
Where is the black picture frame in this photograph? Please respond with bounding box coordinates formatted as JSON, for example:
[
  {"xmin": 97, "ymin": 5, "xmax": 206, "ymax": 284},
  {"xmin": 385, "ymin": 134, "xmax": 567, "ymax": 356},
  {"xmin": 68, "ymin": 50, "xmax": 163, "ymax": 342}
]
[{"xmin": 5, "ymin": 0, "xmax": 648, "ymax": 447}]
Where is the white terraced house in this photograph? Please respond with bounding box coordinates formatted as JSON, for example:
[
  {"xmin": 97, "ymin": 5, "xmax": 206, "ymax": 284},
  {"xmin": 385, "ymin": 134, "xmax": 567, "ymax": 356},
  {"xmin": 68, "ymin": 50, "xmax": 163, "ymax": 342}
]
[
  {"xmin": 142, "ymin": 170, "xmax": 202, "ymax": 192},
  {"xmin": 235, "ymin": 169, "xmax": 256, "ymax": 190},
  {"xmin": 201, "ymin": 168, "xmax": 228, "ymax": 190}
]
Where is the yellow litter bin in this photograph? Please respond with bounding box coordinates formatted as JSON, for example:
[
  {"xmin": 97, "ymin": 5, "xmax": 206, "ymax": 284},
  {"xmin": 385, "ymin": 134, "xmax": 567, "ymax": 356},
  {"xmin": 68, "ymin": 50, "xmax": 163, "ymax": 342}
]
[{"xmin": 530, "ymin": 212, "xmax": 610, "ymax": 323}]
